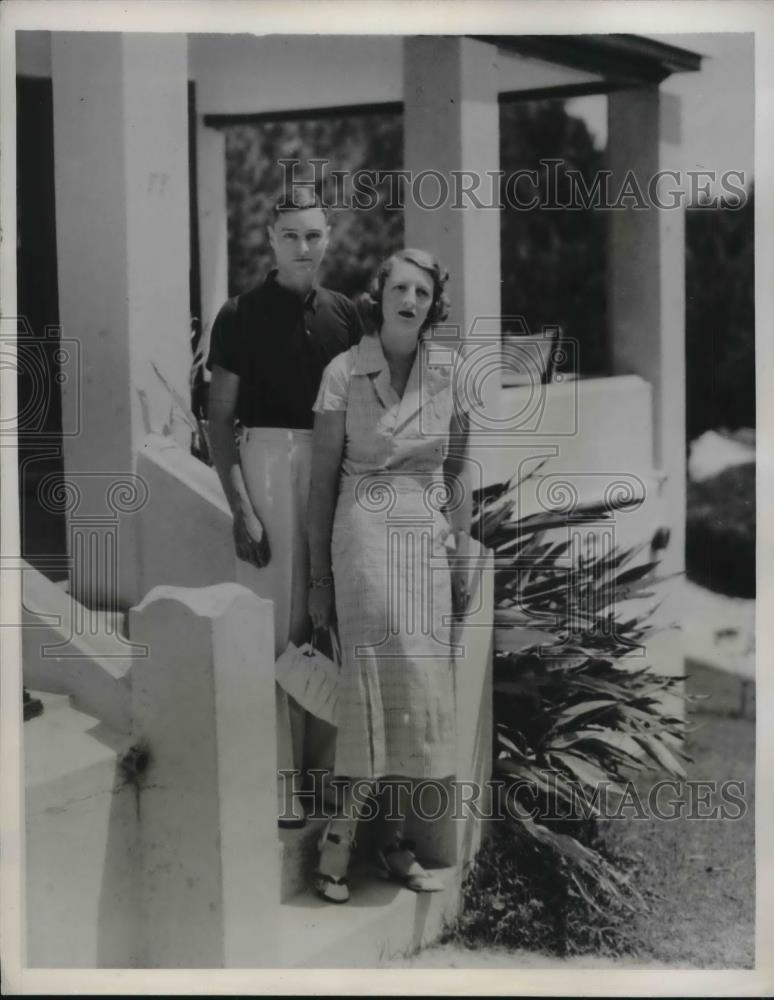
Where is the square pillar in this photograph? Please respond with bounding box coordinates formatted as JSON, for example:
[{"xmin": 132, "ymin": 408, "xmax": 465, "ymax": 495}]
[
  {"xmin": 51, "ymin": 33, "xmax": 191, "ymax": 609},
  {"xmin": 403, "ymin": 38, "xmax": 500, "ymax": 858},
  {"xmin": 607, "ymin": 87, "xmax": 687, "ymax": 578},
  {"xmin": 403, "ymin": 33, "xmax": 506, "ymax": 524},
  {"xmin": 608, "ymin": 88, "xmax": 686, "ymax": 711},
  {"xmin": 196, "ymin": 120, "xmax": 229, "ymax": 366},
  {"xmin": 403, "ymin": 37, "xmax": 501, "ymax": 347}
]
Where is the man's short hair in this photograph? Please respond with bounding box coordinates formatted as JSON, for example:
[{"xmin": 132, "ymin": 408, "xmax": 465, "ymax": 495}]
[{"xmin": 271, "ymin": 183, "xmax": 326, "ymax": 221}]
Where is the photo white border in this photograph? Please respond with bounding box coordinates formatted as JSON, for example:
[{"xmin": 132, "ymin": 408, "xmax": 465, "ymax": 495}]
[{"xmin": 1, "ymin": 1, "xmax": 772, "ymax": 995}]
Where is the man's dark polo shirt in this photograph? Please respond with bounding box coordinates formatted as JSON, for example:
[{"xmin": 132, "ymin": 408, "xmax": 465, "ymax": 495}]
[{"xmin": 207, "ymin": 270, "xmax": 363, "ymax": 429}]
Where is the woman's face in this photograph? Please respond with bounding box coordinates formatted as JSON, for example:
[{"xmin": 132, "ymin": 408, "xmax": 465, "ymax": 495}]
[{"xmin": 381, "ymin": 259, "xmax": 434, "ymax": 345}]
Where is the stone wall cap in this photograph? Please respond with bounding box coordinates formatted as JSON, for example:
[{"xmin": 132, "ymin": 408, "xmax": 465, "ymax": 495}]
[{"xmin": 131, "ymin": 582, "xmax": 269, "ymax": 619}]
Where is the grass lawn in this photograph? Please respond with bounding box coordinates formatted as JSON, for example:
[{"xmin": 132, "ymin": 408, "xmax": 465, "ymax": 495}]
[{"xmin": 599, "ymin": 660, "xmax": 755, "ymax": 968}]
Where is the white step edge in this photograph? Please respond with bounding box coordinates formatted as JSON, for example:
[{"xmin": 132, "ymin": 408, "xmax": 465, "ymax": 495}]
[{"xmin": 278, "ymin": 863, "xmax": 459, "ymax": 967}]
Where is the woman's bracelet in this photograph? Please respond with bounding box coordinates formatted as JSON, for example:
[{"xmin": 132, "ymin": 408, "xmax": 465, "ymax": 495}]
[{"xmin": 309, "ymin": 575, "xmax": 334, "ymax": 590}]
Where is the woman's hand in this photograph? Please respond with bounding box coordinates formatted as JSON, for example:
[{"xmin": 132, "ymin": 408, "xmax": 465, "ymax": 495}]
[
  {"xmin": 308, "ymin": 580, "xmax": 335, "ymax": 630},
  {"xmin": 451, "ymin": 564, "xmax": 470, "ymax": 615},
  {"xmin": 443, "ymin": 407, "xmax": 473, "ymax": 616},
  {"xmin": 233, "ymin": 504, "xmax": 271, "ymax": 567},
  {"xmin": 450, "ymin": 528, "xmax": 471, "ymax": 614}
]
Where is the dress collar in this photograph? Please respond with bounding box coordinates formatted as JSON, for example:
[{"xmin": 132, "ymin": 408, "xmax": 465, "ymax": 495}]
[
  {"xmin": 352, "ymin": 334, "xmax": 453, "ymax": 426},
  {"xmin": 352, "ymin": 333, "xmax": 389, "ymax": 374}
]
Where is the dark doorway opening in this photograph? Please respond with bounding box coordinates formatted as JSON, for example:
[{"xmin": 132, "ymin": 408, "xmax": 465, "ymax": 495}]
[{"xmin": 17, "ymin": 75, "xmax": 67, "ymax": 580}]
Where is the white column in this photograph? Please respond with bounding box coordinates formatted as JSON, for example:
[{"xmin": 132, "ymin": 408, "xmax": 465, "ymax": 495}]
[
  {"xmin": 196, "ymin": 119, "xmax": 229, "ymax": 367},
  {"xmin": 403, "ymin": 36, "xmax": 506, "ymax": 476},
  {"xmin": 608, "ymin": 88, "xmax": 686, "ymax": 714},
  {"xmin": 403, "ymin": 37, "xmax": 500, "ymax": 864},
  {"xmin": 403, "ymin": 37, "xmax": 501, "ymax": 346},
  {"xmin": 607, "ymin": 87, "xmax": 687, "ymax": 577},
  {"xmin": 51, "ymin": 33, "xmax": 191, "ymax": 609}
]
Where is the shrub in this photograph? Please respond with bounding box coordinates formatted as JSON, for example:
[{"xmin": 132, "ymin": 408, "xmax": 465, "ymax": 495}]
[
  {"xmin": 455, "ymin": 465, "xmax": 691, "ymax": 955},
  {"xmin": 686, "ymin": 462, "xmax": 755, "ymax": 598},
  {"xmin": 451, "ymin": 818, "xmax": 647, "ymax": 957}
]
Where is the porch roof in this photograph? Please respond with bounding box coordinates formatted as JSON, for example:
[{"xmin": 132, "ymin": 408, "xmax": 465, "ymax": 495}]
[
  {"xmin": 197, "ymin": 33, "xmax": 704, "ymax": 126},
  {"xmin": 484, "ymin": 33, "xmax": 703, "ymax": 88}
]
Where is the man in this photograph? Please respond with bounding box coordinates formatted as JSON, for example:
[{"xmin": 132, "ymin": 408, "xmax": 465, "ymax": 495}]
[{"xmin": 207, "ymin": 184, "xmax": 362, "ymax": 827}]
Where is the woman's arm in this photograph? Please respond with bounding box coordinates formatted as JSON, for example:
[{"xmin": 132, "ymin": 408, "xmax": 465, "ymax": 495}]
[
  {"xmin": 444, "ymin": 407, "xmax": 473, "ymax": 613},
  {"xmin": 444, "ymin": 407, "xmax": 473, "ymax": 539},
  {"xmin": 307, "ymin": 410, "xmax": 346, "ymax": 628},
  {"xmin": 208, "ymin": 364, "xmax": 269, "ymax": 566}
]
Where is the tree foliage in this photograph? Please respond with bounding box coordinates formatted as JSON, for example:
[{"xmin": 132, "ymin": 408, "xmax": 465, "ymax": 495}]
[
  {"xmin": 499, "ymin": 100, "xmax": 608, "ymax": 374},
  {"xmin": 219, "ymin": 102, "xmax": 754, "ymax": 429},
  {"xmin": 219, "ymin": 100, "xmax": 608, "ymax": 371},
  {"xmin": 685, "ymin": 188, "xmax": 755, "ymax": 438},
  {"xmin": 686, "ymin": 461, "xmax": 755, "ymax": 597},
  {"xmin": 223, "ymin": 113, "xmax": 403, "ymax": 298}
]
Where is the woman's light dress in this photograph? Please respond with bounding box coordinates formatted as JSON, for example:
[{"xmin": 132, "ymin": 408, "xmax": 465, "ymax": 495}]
[{"xmin": 314, "ymin": 334, "xmax": 460, "ymax": 780}]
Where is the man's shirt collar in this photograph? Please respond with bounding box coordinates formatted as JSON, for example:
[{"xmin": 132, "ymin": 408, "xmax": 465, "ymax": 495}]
[{"xmin": 266, "ymin": 268, "xmax": 318, "ymax": 313}]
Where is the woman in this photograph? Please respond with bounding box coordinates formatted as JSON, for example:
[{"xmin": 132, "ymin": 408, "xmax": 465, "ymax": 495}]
[{"xmin": 307, "ymin": 249, "xmax": 472, "ymax": 902}]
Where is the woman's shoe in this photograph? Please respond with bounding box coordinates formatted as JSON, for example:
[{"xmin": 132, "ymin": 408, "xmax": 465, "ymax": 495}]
[
  {"xmin": 314, "ymin": 820, "xmax": 356, "ymax": 904},
  {"xmin": 374, "ymin": 837, "xmax": 444, "ymax": 893}
]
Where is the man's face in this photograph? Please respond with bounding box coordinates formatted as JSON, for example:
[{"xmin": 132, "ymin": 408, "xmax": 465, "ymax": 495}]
[{"xmin": 268, "ymin": 207, "xmax": 329, "ymax": 287}]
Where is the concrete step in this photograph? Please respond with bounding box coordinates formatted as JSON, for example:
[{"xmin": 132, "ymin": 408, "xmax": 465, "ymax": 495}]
[
  {"xmin": 24, "ymin": 564, "xmax": 133, "ymax": 662},
  {"xmin": 24, "ymin": 690, "xmax": 72, "ymax": 720},
  {"xmin": 54, "ymin": 579, "xmax": 126, "ymax": 649},
  {"xmin": 279, "ymin": 817, "xmax": 327, "ymax": 902},
  {"xmin": 36, "ymin": 690, "xmax": 72, "ymax": 711},
  {"xmin": 24, "ymin": 691, "xmax": 130, "ymax": 808},
  {"xmin": 278, "ymin": 862, "xmax": 459, "ymax": 967},
  {"xmin": 23, "ymin": 692, "xmax": 139, "ymax": 968},
  {"xmin": 21, "ymin": 560, "xmax": 133, "ymax": 733}
]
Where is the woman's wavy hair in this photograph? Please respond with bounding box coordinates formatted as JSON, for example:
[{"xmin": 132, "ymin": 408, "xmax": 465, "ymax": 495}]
[{"xmin": 358, "ymin": 249, "xmax": 450, "ymax": 336}]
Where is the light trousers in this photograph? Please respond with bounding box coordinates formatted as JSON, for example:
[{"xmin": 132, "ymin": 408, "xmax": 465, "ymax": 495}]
[{"xmin": 235, "ymin": 427, "xmax": 335, "ymax": 784}]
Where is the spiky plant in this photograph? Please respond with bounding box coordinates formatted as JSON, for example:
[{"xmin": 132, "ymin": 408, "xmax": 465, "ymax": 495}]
[
  {"xmin": 149, "ymin": 349, "xmax": 212, "ymax": 467},
  {"xmin": 460, "ymin": 461, "xmax": 690, "ymax": 953}
]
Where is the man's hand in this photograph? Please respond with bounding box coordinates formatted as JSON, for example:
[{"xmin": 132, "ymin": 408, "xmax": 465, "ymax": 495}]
[{"xmin": 233, "ymin": 505, "xmax": 271, "ymax": 567}]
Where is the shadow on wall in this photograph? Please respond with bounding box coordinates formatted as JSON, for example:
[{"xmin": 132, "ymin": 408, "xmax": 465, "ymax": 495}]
[{"xmin": 96, "ymin": 760, "xmax": 142, "ymax": 967}]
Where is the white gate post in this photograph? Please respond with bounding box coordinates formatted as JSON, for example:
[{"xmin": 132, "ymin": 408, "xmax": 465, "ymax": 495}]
[{"xmin": 129, "ymin": 583, "xmax": 278, "ymax": 967}]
